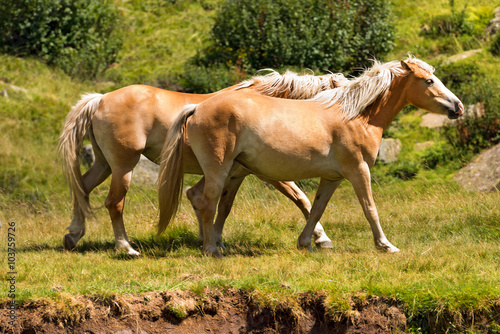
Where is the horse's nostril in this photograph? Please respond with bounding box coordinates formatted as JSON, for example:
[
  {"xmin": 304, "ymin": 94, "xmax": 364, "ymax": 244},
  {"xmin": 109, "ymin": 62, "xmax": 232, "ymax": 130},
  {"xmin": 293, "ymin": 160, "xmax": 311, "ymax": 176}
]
[{"xmin": 456, "ymin": 101, "xmax": 464, "ymax": 115}]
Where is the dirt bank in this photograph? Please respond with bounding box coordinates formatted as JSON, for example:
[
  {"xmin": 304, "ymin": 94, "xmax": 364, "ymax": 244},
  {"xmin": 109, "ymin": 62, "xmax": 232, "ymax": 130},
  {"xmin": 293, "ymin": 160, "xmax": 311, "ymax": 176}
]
[{"xmin": 0, "ymin": 290, "xmax": 497, "ymax": 333}]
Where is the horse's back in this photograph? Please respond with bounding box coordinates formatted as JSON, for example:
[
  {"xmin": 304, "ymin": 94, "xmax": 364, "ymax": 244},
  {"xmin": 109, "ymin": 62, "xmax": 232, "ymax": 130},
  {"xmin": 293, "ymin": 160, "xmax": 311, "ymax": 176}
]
[{"xmin": 189, "ymin": 90, "xmax": 345, "ymax": 180}]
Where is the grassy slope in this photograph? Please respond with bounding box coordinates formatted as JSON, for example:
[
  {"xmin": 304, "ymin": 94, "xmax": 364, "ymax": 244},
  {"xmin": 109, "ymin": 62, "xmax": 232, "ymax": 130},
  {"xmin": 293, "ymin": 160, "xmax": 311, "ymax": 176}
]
[{"xmin": 0, "ymin": 0, "xmax": 499, "ymax": 328}]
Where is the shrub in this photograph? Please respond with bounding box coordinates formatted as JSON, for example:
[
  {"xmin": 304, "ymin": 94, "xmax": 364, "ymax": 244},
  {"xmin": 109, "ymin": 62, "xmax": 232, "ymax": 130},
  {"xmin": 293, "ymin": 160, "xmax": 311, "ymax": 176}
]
[
  {"xmin": 422, "ymin": 9, "xmax": 473, "ymax": 38},
  {"xmin": 491, "ymin": 33, "xmax": 500, "ymax": 56},
  {"xmin": 0, "ymin": 0, "xmax": 122, "ymax": 79},
  {"xmin": 442, "ymin": 78, "xmax": 500, "ymax": 157},
  {"xmin": 387, "ymin": 160, "xmax": 420, "ymax": 180},
  {"xmin": 437, "ymin": 59, "xmax": 500, "ymax": 157},
  {"xmin": 199, "ymin": 0, "xmax": 395, "ymax": 73},
  {"xmin": 418, "ymin": 143, "xmax": 455, "ymax": 169},
  {"xmin": 181, "ymin": 64, "xmax": 242, "ymax": 93}
]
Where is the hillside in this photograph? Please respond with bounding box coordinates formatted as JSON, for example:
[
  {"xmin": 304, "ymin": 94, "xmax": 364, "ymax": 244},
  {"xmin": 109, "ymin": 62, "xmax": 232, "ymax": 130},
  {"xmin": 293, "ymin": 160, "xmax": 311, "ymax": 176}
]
[{"xmin": 1, "ymin": 0, "xmax": 498, "ymax": 207}]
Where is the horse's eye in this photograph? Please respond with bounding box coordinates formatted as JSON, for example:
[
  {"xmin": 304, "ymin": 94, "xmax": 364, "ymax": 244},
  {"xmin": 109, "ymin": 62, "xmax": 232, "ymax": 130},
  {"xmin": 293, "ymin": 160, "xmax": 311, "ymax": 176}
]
[{"xmin": 426, "ymin": 79, "xmax": 434, "ymax": 85}]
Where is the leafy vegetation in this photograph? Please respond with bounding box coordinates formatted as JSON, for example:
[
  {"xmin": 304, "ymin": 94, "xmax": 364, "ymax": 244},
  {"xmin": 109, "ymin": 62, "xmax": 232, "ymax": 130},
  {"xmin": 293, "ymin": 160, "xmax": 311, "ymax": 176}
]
[
  {"xmin": 195, "ymin": 0, "xmax": 395, "ymax": 72},
  {"xmin": 0, "ymin": 0, "xmax": 122, "ymax": 79}
]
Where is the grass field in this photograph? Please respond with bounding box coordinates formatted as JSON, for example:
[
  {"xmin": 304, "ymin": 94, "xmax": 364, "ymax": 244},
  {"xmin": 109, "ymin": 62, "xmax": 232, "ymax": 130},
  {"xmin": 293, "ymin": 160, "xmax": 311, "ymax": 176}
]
[
  {"xmin": 1, "ymin": 174, "xmax": 499, "ymax": 319},
  {"xmin": 1, "ymin": 0, "xmax": 500, "ymax": 331}
]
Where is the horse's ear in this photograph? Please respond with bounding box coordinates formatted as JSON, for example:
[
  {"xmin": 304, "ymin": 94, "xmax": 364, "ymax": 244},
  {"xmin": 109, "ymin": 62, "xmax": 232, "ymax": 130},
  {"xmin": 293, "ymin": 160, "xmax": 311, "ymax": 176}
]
[{"xmin": 400, "ymin": 60, "xmax": 412, "ymax": 72}]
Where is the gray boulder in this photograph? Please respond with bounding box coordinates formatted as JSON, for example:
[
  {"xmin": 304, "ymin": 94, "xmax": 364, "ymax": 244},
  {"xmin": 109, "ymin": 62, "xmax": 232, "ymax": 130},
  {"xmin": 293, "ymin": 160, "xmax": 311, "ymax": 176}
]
[
  {"xmin": 454, "ymin": 144, "xmax": 500, "ymax": 192},
  {"xmin": 378, "ymin": 138, "xmax": 402, "ymax": 163}
]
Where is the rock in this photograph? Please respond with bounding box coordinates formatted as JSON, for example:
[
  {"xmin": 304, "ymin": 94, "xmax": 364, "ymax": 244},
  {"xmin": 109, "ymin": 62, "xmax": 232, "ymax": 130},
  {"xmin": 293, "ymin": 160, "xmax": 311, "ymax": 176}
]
[
  {"xmin": 420, "ymin": 103, "xmax": 484, "ymax": 129},
  {"xmin": 465, "ymin": 102, "xmax": 485, "ymax": 118},
  {"xmin": 454, "ymin": 144, "xmax": 500, "ymax": 192},
  {"xmin": 415, "ymin": 141, "xmax": 435, "ymax": 151},
  {"xmin": 80, "ymin": 144, "xmax": 95, "ymax": 168},
  {"xmin": 378, "ymin": 138, "xmax": 402, "ymax": 163},
  {"xmin": 446, "ymin": 49, "xmax": 482, "ymax": 63},
  {"xmin": 420, "ymin": 113, "xmax": 451, "ymax": 129},
  {"xmin": 79, "ymin": 145, "xmax": 159, "ymax": 185},
  {"xmin": 133, "ymin": 155, "xmax": 159, "ymax": 185},
  {"xmin": 486, "ymin": 7, "xmax": 500, "ymax": 37},
  {"xmin": 7, "ymin": 84, "xmax": 28, "ymax": 94}
]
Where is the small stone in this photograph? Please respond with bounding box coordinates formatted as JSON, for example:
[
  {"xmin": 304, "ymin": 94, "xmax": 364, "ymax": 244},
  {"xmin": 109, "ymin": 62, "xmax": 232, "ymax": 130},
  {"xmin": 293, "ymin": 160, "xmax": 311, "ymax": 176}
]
[{"xmin": 378, "ymin": 138, "xmax": 402, "ymax": 163}]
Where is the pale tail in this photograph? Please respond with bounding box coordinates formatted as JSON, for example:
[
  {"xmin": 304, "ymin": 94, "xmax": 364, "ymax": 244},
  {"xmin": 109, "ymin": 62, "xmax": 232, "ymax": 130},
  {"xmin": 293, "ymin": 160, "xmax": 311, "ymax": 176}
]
[
  {"xmin": 57, "ymin": 93, "xmax": 103, "ymax": 218},
  {"xmin": 157, "ymin": 104, "xmax": 197, "ymax": 235}
]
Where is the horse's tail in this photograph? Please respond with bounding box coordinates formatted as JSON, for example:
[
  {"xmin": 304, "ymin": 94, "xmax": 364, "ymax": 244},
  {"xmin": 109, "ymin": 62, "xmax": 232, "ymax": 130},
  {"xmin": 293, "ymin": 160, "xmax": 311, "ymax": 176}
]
[
  {"xmin": 57, "ymin": 93, "xmax": 104, "ymax": 218},
  {"xmin": 157, "ymin": 104, "xmax": 197, "ymax": 235}
]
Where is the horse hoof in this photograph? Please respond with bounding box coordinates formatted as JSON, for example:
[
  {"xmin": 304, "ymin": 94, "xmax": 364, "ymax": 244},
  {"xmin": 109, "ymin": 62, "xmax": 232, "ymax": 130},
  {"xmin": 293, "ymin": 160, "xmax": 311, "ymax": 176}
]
[
  {"xmin": 127, "ymin": 249, "xmax": 140, "ymax": 256},
  {"xmin": 63, "ymin": 234, "xmax": 77, "ymax": 251},
  {"xmin": 315, "ymin": 240, "xmax": 334, "ymax": 249},
  {"xmin": 216, "ymin": 240, "xmax": 226, "ymax": 251},
  {"xmin": 376, "ymin": 243, "xmax": 400, "ymax": 253},
  {"xmin": 297, "ymin": 244, "xmax": 314, "ymax": 253},
  {"xmin": 203, "ymin": 248, "xmax": 223, "ymax": 258}
]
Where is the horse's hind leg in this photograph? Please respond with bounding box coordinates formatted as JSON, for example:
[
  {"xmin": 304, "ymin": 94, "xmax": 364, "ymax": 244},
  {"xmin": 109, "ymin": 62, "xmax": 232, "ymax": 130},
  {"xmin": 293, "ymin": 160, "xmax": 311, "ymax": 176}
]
[
  {"xmin": 105, "ymin": 166, "xmax": 140, "ymax": 255},
  {"xmin": 187, "ymin": 175, "xmax": 245, "ymax": 248},
  {"xmin": 266, "ymin": 180, "xmax": 334, "ymax": 249},
  {"xmin": 64, "ymin": 154, "xmax": 111, "ymax": 250},
  {"xmin": 197, "ymin": 165, "xmax": 236, "ymax": 257}
]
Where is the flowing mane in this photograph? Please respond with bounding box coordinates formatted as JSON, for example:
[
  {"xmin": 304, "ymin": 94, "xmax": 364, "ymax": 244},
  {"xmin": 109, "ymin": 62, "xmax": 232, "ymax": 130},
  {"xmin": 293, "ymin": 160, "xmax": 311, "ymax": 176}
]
[
  {"xmin": 311, "ymin": 56, "xmax": 435, "ymax": 120},
  {"xmin": 234, "ymin": 69, "xmax": 348, "ymax": 99}
]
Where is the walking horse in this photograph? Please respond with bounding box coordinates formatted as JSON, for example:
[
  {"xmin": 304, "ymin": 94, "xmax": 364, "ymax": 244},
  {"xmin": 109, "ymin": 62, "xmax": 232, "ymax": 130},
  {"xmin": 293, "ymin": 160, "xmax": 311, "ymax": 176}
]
[
  {"xmin": 58, "ymin": 70, "xmax": 348, "ymax": 255},
  {"xmin": 158, "ymin": 57, "xmax": 464, "ymax": 257}
]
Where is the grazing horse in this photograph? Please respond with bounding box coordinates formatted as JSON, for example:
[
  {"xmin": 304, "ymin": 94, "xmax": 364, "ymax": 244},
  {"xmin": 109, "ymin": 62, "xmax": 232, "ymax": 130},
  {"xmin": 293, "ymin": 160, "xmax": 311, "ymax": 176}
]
[
  {"xmin": 158, "ymin": 57, "xmax": 464, "ymax": 257},
  {"xmin": 58, "ymin": 70, "xmax": 347, "ymax": 255}
]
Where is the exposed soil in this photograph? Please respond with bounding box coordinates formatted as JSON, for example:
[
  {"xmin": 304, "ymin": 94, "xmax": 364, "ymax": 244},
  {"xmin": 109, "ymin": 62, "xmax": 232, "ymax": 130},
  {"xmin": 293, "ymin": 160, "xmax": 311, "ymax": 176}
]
[{"xmin": 0, "ymin": 290, "xmax": 498, "ymax": 333}]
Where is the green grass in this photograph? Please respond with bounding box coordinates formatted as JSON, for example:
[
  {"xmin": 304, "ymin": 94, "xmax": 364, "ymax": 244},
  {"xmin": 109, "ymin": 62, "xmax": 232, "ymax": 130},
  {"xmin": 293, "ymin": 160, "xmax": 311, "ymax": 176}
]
[
  {"xmin": 1, "ymin": 175, "xmax": 499, "ymax": 317},
  {"xmin": 103, "ymin": 0, "xmax": 218, "ymax": 89},
  {"xmin": 389, "ymin": 0, "xmax": 499, "ymax": 60}
]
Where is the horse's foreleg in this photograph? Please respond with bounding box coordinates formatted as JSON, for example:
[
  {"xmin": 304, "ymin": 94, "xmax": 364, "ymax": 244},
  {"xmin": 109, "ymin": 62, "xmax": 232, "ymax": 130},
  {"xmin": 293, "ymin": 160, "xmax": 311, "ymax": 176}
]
[
  {"xmin": 105, "ymin": 169, "xmax": 139, "ymax": 256},
  {"xmin": 297, "ymin": 178, "xmax": 342, "ymax": 252},
  {"xmin": 212, "ymin": 176, "xmax": 245, "ymax": 248},
  {"xmin": 266, "ymin": 180, "xmax": 334, "ymax": 249},
  {"xmin": 348, "ymin": 163, "xmax": 399, "ymax": 253},
  {"xmin": 64, "ymin": 158, "xmax": 111, "ymax": 250}
]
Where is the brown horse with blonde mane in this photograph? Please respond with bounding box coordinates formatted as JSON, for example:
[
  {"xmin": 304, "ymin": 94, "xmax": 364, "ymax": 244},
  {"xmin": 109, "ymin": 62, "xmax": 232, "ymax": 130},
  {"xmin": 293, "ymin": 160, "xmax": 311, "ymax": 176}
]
[
  {"xmin": 58, "ymin": 70, "xmax": 347, "ymax": 255},
  {"xmin": 158, "ymin": 57, "xmax": 464, "ymax": 257}
]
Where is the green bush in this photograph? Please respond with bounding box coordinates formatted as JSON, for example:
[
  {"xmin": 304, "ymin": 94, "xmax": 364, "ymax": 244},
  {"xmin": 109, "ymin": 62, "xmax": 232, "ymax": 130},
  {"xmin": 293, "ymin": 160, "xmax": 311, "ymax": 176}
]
[
  {"xmin": 422, "ymin": 9, "xmax": 473, "ymax": 38},
  {"xmin": 418, "ymin": 143, "xmax": 455, "ymax": 169},
  {"xmin": 442, "ymin": 79, "xmax": 500, "ymax": 157},
  {"xmin": 418, "ymin": 2, "xmax": 492, "ymax": 55},
  {"xmin": 491, "ymin": 33, "xmax": 500, "ymax": 56},
  {"xmin": 0, "ymin": 0, "xmax": 122, "ymax": 79},
  {"xmin": 387, "ymin": 160, "xmax": 420, "ymax": 180},
  {"xmin": 436, "ymin": 59, "xmax": 500, "ymax": 157},
  {"xmin": 199, "ymin": 0, "xmax": 395, "ymax": 73},
  {"xmin": 181, "ymin": 64, "xmax": 241, "ymax": 93}
]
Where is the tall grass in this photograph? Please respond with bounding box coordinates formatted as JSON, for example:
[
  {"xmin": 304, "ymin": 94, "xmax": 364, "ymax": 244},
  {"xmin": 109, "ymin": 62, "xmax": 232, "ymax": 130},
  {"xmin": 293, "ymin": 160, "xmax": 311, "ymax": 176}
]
[{"xmin": 1, "ymin": 174, "xmax": 499, "ymax": 316}]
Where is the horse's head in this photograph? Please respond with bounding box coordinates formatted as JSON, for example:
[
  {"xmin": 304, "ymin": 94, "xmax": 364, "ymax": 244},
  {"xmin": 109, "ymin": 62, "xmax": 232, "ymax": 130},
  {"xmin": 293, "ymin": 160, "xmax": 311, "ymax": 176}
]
[{"xmin": 401, "ymin": 60, "xmax": 464, "ymax": 119}]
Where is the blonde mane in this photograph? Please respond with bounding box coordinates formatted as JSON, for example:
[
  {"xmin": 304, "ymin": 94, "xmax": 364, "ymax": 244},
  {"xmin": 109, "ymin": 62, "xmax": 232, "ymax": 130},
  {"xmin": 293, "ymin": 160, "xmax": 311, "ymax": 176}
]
[
  {"xmin": 234, "ymin": 69, "xmax": 348, "ymax": 99},
  {"xmin": 311, "ymin": 56, "xmax": 435, "ymax": 120}
]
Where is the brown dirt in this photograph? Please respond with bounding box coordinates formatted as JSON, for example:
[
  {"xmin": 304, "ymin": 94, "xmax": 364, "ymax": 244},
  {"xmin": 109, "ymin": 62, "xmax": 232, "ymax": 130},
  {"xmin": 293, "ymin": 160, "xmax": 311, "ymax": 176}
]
[{"xmin": 0, "ymin": 290, "xmax": 498, "ymax": 333}]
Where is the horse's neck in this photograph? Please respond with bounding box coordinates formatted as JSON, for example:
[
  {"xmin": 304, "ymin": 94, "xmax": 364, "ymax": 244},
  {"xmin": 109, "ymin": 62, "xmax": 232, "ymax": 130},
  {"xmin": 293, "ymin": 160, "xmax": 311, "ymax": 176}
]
[{"xmin": 363, "ymin": 76, "xmax": 409, "ymax": 134}]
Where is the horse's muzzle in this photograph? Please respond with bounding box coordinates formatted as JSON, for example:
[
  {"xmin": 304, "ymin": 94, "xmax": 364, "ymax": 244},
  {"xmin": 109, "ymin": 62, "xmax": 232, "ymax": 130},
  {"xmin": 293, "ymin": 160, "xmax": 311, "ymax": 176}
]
[{"xmin": 447, "ymin": 101, "xmax": 464, "ymax": 119}]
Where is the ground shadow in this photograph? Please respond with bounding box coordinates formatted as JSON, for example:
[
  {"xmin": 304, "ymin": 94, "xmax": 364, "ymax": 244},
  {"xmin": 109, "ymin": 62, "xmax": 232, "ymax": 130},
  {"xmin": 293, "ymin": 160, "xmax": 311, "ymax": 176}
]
[{"xmin": 17, "ymin": 227, "xmax": 286, "ymax": 258}]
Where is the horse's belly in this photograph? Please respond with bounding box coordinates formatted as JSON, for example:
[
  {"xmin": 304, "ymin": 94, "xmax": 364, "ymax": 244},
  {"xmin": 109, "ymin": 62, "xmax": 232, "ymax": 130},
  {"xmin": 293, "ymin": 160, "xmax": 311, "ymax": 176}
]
[{"xmin": 237, "ymin": 145, "xmax": 339, "ymax": 181}]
